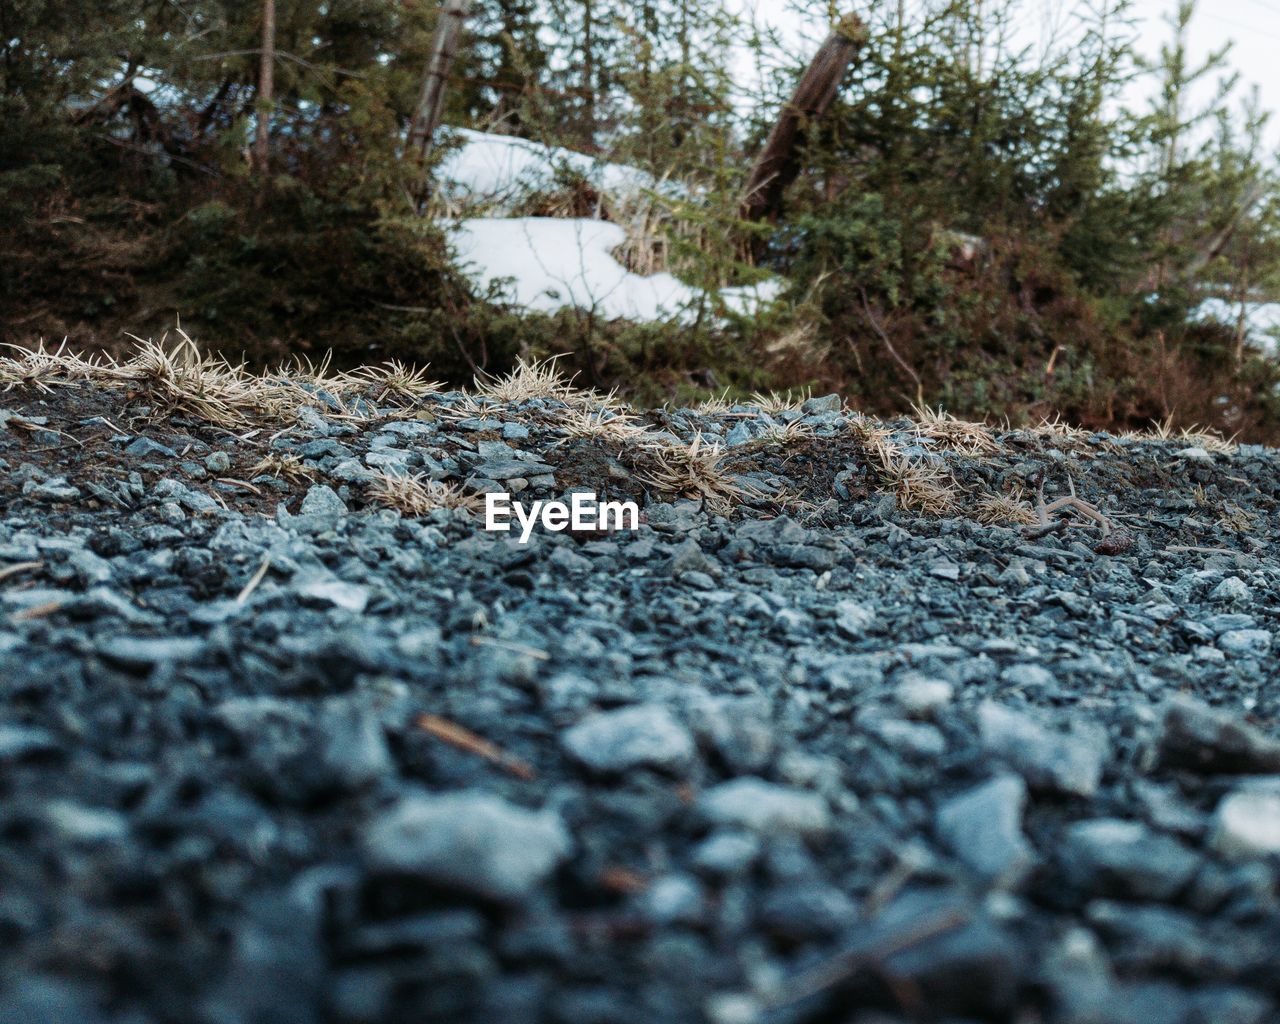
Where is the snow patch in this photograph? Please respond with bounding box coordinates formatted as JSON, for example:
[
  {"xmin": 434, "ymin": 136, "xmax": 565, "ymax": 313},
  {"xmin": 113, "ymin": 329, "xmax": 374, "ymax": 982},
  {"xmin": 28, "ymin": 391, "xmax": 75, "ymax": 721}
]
[
  {"xmin": 436, "ymin": 128, "xmax": 656, "ymax": 209},
  {"xmin": 448, "ymin": 217, "xmax": 781, "ymax": 324}
]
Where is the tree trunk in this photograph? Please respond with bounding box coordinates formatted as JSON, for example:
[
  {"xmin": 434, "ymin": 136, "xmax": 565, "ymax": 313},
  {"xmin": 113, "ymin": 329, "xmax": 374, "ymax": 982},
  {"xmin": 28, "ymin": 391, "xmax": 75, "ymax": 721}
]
[
  {"xmin": 253, "ymin": 0, "xmax": 276, "ymax": 174},
  {"xmin": 409, "ymin": 0, "xmax": 474, "ymax": 172},
  {"xmin": 740, "ymin": 13, "xmax": 867, "ymax": 224}
]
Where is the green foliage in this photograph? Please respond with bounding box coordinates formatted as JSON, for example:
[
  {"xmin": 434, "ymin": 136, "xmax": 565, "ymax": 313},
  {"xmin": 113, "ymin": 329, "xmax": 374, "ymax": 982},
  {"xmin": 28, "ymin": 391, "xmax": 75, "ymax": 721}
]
[{"xmin": 3, "ymin": 0, "xmax": 1280, "ymax": 440}]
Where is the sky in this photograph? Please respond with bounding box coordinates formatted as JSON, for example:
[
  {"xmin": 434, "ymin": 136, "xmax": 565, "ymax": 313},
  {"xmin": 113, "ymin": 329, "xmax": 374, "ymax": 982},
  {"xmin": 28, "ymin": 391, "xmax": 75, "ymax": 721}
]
[{"xmin": 737, "ymin": 0, "xmax": 1280, "ymax": 151}]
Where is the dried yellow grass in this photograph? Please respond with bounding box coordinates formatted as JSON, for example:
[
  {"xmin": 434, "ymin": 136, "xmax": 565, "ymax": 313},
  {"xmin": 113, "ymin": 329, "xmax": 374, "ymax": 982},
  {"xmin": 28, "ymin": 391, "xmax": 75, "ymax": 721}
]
[
  {"xmin": 911, "ymin": 404, "xmax": 1000, "ymax": 455},
  {"xmin": 637, "ymin": 432, "xmax": 768, "ymax": 515},
  {"xmin": 870, "ymin": 436, "xmax": 959, "ymax": 515},
  {"xmin": 365, "ymin": 472, "xmax": 485, "ymax": 516},
  {"xmin": 248, "ymin": 453, "xmax": 316, "ymax": 484}
]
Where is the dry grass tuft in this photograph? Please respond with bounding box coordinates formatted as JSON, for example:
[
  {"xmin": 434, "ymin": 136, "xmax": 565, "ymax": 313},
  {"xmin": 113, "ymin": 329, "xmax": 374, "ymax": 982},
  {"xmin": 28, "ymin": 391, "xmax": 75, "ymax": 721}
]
[
  {"xmin": 748, "ymin": 388, "xmax": 813, "ymax": 414},
  {"xmin": 248, "ymin": 453, "xmax": 316, "ymax": 484},
  {"xmin": 342, "ymin": 360, "xmax": 442, "ymax": 406},
  {"xmin": 475, "ymin": 357, "xmax": 576, "ymax": 403},
  {"xmin": 637, "ymin": 432, "xmax": 768, "ymax": 515},
  {"xmin": 365, "ymin": 472, "xmax": 485, "ymax": 516},
  {"xmin": 691, "ymin": 389, "xmax": 734, "ymax": 415},
  {"xmin": 974, "ymin": 486, "xmax": 1039, "ymax": 526},
  {"xmin": 1177, "ymin": 425, "xmax": 1238, "ymax": 454},
  {"xmin": 870, "ymin": 435, "xmax": 959, "ymax": 515},
  {"xmin": 557, "ymin": 406, "xmax": 652, "ymax": 442},
  {"xmin": 1033, "ymin": 413, "xmax": 1093, "ymax": 444},
  {"xmin": 0, "ymin": 340, "xmax": 104, "ymax": 393},
  {"xmin": 911, "ymin": 404, "xmax": 1000, "ymax": 455},
  {"xmin": 110, "ymin": 331, "xmax": 261, "ymax": 427}
]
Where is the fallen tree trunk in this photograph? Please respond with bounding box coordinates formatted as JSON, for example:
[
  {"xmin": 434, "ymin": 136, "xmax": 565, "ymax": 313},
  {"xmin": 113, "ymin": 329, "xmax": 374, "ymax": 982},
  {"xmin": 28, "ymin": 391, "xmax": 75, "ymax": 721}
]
[{"xmin": 740, "ymin": 13, "xmax": 867, "ymax": 225}]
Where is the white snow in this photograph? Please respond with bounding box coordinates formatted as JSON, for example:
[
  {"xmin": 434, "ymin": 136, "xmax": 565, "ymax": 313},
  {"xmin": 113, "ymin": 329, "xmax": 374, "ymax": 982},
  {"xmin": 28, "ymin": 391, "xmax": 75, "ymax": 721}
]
[
  {"xmin": 1194, "ymin": 297, "xmax": 1280, "ymax": 357},
  {"xmin": 436, "ymin": 128, "xmax": 656, "ymax": 209},
  {"xmin": 448, "ymin": 217, "xmax": 782, "ymax": 324},
  {"xmin": 437, "ymin": 128, "xmax": 784, "ymax": 323}
]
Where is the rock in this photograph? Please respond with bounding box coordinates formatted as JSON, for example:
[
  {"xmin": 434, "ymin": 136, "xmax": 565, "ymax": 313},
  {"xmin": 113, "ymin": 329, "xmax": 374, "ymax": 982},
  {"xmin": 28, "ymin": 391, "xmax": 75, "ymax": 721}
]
[
  {"xmin": 363, "ymin": 791, "xmax": 571, "ymax": 902},
  {"xmin": 1153, "ymin": 695, "xmax": 1280, "ymax": 774},
  {"xmin": 928, "ymin": 557, "xmax": 961, "ymax": 581},
  {"xmin": 295, "ymin": 578, "xmax": 370, "ymax": 613},
  {"xmin": 473, "ymin": 459, "xmax": 555, "ymax": 481},
  {"xmin": 691, "ymin": 831, "xmax": 761, "ymax": 877},
  {"xmin": 1218, "ymin": 629, "xmax": 1272, "ymax": 658},
  {"xmin": 26, "ymin": 477, "xmax": 81, "ymax": 502},
  {"xmin": 0, "ymin": 725, "xmax": 60, "ymax": 761},
  {"xmin": 561, "ymin": 705, "xmax": 696, "ymax": 774},
  {"xmin": 1060, "ymin": 819, "xmax": 1200, "ymax": 900},
  {"xmin": 999, "ymin": 663, "xmax": 1055, "ymax": 690},
  {"xmin": 894, "ymin": 675, "xmax": 953, "ymax": 718},
  {"xmin": 977, "ymin": 701, "xmax": 1106, "ymax": 797},
  {"xmin": 299, "ymin": 484, "xmax": 348, "ymax": 517},
  {"xmin": 44, "ymin": 801, "xmax": 128, "ymax": 843},
  {"xmin": 1211, "ymin": 791, "xmax": 1280, "ymax": 859},
  {"xmin": 205, "ymin": 450, "xmax": 232, "ymax": 473},
  {"xmin": 665, "ymin": 538, "xmax": 719, "ymax": 577},
  {"xmin": 98, "ymin": 635, "xmax": 206, "ymax": 668},
  {"xmin": 936, "ymin": 774, "xmax": 1034, "ymax": 886},
  {"xmin": 1211, "ymin": 576, "xmax": 1252, "ymax": 605},
  {"xmin": 698, "ymin": 778, "xmax": 831, "ymax": 837},
  {"xmin": 833, "ymin": 600, "xmax": 876, "ymax": 639},
  {"xmin": 125, "ymin": 436, "xmax": 177, "ymax": 459},
  {"xmin": 859, "ymin": 888, "xmax": 1027, "ymax": 1017},
  {"xmin": 800, "ymin": 394, "xmax": 841, "ymax": 414},
  {"xmin": 637, "ymin": 874, "xmax": 704, "ymax": 926}
]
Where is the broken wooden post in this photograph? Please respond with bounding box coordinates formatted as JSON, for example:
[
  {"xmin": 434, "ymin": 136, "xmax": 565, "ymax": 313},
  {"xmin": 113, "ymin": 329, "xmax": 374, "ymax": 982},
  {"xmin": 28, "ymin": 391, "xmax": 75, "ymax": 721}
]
[
  {"xmin": 740, "ymin": 13, "xmax": 868, "ymax": 225},
  {"xmin": 408, "ymin": 0, "xmax": 473, "ymax": 205}
]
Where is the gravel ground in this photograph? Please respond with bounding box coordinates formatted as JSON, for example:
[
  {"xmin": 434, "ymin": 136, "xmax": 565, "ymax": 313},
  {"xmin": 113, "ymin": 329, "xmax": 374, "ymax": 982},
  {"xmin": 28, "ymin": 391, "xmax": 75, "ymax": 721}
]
[{"xmin": 1, "ymin": 377, "xmax": 1279, "ymax": 1024}]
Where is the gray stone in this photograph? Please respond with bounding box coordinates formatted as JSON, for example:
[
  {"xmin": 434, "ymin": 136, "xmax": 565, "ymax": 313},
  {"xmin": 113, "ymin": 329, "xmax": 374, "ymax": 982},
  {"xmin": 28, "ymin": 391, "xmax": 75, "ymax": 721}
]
[
  {"xmin": 895, "ymin": 675, "xmax": 953, "ymax": 717},
  {"xmin": 937, "ymin": 774, "xmax": 1034, "ymax": 886},
  {"xmin": 833, "ymin": 600, "xmax": 876, "ymax": 639},
  {"xmin": 1153, "ymin": 695, "xmax": 1280, "ymax": 774},
  {"xmin": 363, "ymin": 792, "xmax": 571, "ymax": 901},
  {"xmin": 691, "ymin": 831, "xmax": 761, "ymax": 877},
  {"xmin": 473, "ymin": 459, "xmax": 555, "ymax": 481},
  {"xmin": 0, "ymin": 725, "xmax": 59, "ymax": 761},
  {"xmin": 1210, "ymin": 576, "xmax": 1252, "ymax": 605},
  {"xmin": 299, "ymin": 484, "xmax": 348, "ymax": 517},
  {"xmin": 999, "ymin": 663, "xmax": 1055, "ymax": 690},
  {"xmin": 26, "ymin": 477, "xmax": 81, "ymax": 502},
  {"xmin": 205, "ymin": 450, "xmax": 232, "ymax": 473},
  {"xmin": 1211, "ymin": 791, "xmax": 1280, "ymax": 859},
  {"xmin": 800, "ymin": 394, "xmax": 841, "ymax": 414},
  {"xmin": 99, "ymin": 635, "xmax": 206, "ymax": 668},
  {"xmin": 295, "ymin": 577, "xmax": 370, "ymax": 613},
  {"xmin": 125, "ymin": 436, "xmax": 177, "ymax": 459},
  {"xmin": 977, "ymin": 701, "xmax": 1106, "ymax": 797},
  {"xmin": 698, "ymin": 778, "xmax": 831, "ymax": 836},
  {"xmin": 1061, "ymin": 819, "xmax": 1200, "ymax": 900},
  {"xmin": 1218, "ymin": 629, "xmax": 1272, "ymax": 657},
  {"xmin": 562, "ymin": 705, "xmax": 695, "ymax": 774}
]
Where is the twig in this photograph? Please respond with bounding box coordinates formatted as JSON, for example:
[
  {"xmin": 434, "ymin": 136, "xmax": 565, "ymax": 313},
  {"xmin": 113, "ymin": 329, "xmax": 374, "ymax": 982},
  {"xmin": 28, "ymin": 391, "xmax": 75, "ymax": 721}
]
[
  {"xmin": 0, "ymin": 561, "xmax": 42, "ymax": 584},
  {"xmin": 417, "ymin": 713, "xmax": 536, "ymax": 780},
  {"xmin": 469, "ymin": 635, "xmax": 550, "ymax": 660},
  {"xmin": 235, "ymin": 554, "xmax": 271, "ymax": 605},
  {"xmin": 859, "ymin": 288, "xmax": 924, "ymax": 408},
  {"xmin": 770, "ymin": 908, "xmax": 968, "ymax": 1009}
]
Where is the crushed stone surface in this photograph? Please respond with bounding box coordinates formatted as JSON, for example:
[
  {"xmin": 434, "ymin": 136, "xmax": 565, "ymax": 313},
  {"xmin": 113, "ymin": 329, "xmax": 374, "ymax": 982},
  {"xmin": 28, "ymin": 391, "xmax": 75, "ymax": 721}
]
[{"xmin": 1, "ymin": 379, "xmax": 1279, "ymax": 1023}]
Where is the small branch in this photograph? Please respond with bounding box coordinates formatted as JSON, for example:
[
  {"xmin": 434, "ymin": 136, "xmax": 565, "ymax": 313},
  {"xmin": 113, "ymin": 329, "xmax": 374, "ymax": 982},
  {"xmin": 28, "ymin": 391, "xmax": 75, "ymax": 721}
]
[{"xmin": 859, "ymin": 288, "xmax": 924, "ymax": 408}]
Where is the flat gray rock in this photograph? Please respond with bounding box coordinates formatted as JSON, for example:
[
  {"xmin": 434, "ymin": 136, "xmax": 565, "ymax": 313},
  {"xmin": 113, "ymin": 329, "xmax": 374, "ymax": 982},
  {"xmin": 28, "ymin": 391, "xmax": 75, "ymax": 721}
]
[
  {"xmin": 363, "ymin": 792, "xmax": 571, "ymax": 902},
  {"xmin": 562, "ymin": 704, "xmax": 696, "ymax": 774}
]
